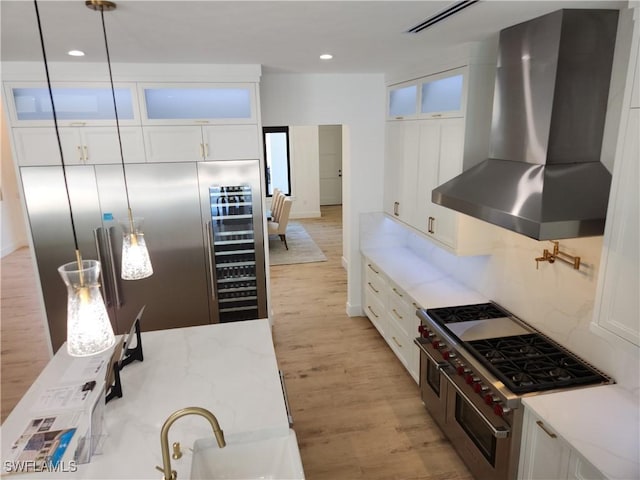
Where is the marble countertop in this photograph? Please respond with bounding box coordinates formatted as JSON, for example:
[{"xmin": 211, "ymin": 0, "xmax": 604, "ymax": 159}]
[
  {"xmin": 362, "ymin": 246, "xmax": 487, "ymax": 308},
  {"xmin": 523, "ymin": 385, "xmax": 639, "ymax": 480},
  {"xmin": 0, "ymin": 319, "xmax": 292, "ymax": 479}
]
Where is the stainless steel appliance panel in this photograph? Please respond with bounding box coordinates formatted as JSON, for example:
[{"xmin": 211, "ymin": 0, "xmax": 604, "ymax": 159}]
[
  {"xmin": 197, "ymin": 160, "xmax": 267, "ymax": 323},
  {"xmin": 20, "ymin": 166, "xmax": 112, "ymax": 350},
  {"xmin": 94, "ymin": 163, "xmax": 211, "ymax": 332}
]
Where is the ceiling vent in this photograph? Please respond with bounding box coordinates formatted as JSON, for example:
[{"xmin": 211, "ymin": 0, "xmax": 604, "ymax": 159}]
[{"xmin": 406, "ymin": 0, "xmax": 479, "ymax": 33}]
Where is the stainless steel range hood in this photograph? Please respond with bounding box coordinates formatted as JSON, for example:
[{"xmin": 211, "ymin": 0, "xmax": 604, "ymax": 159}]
[{"xmin": 432, "ymin": 9, "xmax": 619, "ymax": 240}]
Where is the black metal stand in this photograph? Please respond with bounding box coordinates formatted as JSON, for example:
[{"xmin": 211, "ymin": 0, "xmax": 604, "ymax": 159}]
[{"xmin": 105, "ymin": 308, "xmax": 145, "ymax": 404}]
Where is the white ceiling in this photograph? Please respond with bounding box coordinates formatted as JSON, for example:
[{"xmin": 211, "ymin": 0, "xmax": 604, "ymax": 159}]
[{"xmin": 0, "ymin": 0, "xmax": 626, "ymax": 74}]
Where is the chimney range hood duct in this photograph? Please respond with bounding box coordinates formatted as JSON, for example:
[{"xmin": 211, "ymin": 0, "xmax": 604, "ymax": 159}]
[{"xmin": 432, "ymin": 9, "xmax": 619, "ymax": 240}]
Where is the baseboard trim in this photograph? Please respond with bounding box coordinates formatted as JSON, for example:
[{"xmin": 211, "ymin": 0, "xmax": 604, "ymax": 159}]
[
  {"xmin": 1, "ymin": 242, "xmax": 24, "ymax": 258},
  {"xmin": 289, "ymin": 210, "xmax": 321, "ymax": 219},
  {"xmin": 346, "ymin": 302, "xmax": 363, "ymax": 317}
]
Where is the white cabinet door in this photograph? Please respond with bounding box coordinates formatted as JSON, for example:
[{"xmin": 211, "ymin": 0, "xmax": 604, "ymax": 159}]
[
  {"xmin": 12, "ymin": 128, "xmax": 78, "ymax": 166},
  {"xmin": 202, "ymin": 125, "xmax": 259, "ymax": 160},
  {"xmin": 383, "ymin": 121, "xmax": 419, "ymax": 223},
  {"xmin": 142, "ymin": 126, "xmax": 203, "ymax": 163},
  {"xmin": 593, "ymin": 108, "xmax": 640, "ymax": 346},
  {"xmin": 13, "ymin": 127, "xmax": 146, "ymax": 166},
  {"xmin": 519, "ymin": 409, "xmax": 571, "ymax": 480},
  {"xmin": 82, "ymin": 126, "xmax": 146, "ymax": 164},
  {"xmin": 415, "ymin": 118, "xmax": 464, "ymax": 247}
]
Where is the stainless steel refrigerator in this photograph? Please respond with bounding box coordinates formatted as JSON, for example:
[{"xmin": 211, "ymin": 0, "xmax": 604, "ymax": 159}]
[{"xmin": 20, "ymin": 160, "xmax": 267, "ymax": 352}]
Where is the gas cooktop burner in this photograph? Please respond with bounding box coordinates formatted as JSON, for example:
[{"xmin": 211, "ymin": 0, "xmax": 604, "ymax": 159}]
[
  {"xmin": 465, "ymin": 334, "xmax": 607, "ymax": 394},
  {"xmin": 426, "ymin": 302, "xmax": 510, "ymax": 325}
]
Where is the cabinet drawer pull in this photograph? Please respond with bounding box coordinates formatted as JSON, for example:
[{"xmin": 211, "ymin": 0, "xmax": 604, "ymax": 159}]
[
  {"xmin": 367, "ymin": 282, "xmax": 379, "ymax": 293},
  {"xmin": 76, "ymin": 145, "xmax": 83, "ymax": 161},
  {"xmin": 428, "ymin": 216, "xmax": 435, "ymax": 234},
  {"xmin": 194, "ymin": 120, "xmax": 210, "ymax": 124},
  {"xmin": 70, "ymin": 121, "xmax": 87, "ymax": 126},
  {"xmin": 83, "ymin": 145, "xmax": 88, "ymax": 162},
  {"xmin": 431, "ymin": 113, "xmax": 442, "ymax": 118},
  {"xmin": 199, "ymin": 143, "xmax": 205, "ymax": 158},
  {"xmin": 367, "ymin": 263, "xmax": 380, "ymax": 274},
  {"xmin": 535, "ymin": 420, "xmax": 557, "ymax": 439},
  {"xmin": 392, "ymin": 336, "xmax": 402, "ymax": 348},
  {"xmin": 367, "ymin": 306, "xmax": 379, "ymax": 318},
  {"xmin": 204, "ymin": 143, "xmax": 209, "ymax": 158},
  {"xmin": 393, "ymin": 201, "xmax": 400, "ymax": 216},
  {"xmin": 392, "ymin": 287, "xmax": 403, "ymax": 298},
  {"xmin": 392, "ymin": 308, "xmax": 403, "ymax": 320}
]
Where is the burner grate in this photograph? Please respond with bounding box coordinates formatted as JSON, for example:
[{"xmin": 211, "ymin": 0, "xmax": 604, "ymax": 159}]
[
  {"xmin": 465, "ymin": 334, "xmax": 607, "ymax": 394},
  {"xmin": 426, "ymin": 302, "xmax": 509, "ymax": 325}
]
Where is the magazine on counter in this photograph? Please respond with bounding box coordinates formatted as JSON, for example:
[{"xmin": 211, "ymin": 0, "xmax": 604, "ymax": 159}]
[{"xmin": 5, "ymin": 412, "xmax": 81, "ymax": 474}]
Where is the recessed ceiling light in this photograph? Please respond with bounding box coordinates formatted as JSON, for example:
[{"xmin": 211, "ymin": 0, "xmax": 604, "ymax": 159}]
[
  {"xmin": 67, "ymin": 50, "xmax": 85, "ymax": 57},
  {"xmin": 319, "ymin": 54, "xmax": 333, "ymax": 60}
]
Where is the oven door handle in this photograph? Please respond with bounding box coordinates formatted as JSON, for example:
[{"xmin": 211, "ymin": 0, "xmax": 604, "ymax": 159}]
[{"xmin": 440, "ymin": 367, "xmax": 510, "ymax": 439}]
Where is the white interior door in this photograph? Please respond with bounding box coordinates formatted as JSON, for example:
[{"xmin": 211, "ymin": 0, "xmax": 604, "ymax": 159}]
[{"xmin": 318, "ymin": 125, "xmax": 342, "ymax": 205}]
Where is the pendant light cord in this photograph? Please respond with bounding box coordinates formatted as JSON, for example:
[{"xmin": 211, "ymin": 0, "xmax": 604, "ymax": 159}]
[
  {"xmin": 98, "ymin": 7, "xmax": 132, "ymax": 215},
  {"xmin": 33, "ymin": 0, "xmax": 81, "ymax": 255}
]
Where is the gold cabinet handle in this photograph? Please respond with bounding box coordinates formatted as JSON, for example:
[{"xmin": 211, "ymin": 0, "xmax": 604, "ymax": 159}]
[
  {"xmin": 392, "ymin": 287, "xmax": 403, "ymax": 298},
  {"xmin": 199, "ymin": 143, "xmax": 205, "ymax": 158},
  {"xmin": 392, "ymin": 336, "xmax": 402, "ymax": 348},
  {"xmin": 76, "ymin": 145, "xmax": 83, "ymax": 162},
  {"xmin": 392, "ymin": 308, "xmax": 403, "ymax": 320},
  {"xmin": 367, "ymin": 263, "xmax": 380, "ymax": 274},
  {"xmin": 194, "ymin": 120, "xmax": 210, "ymax": 124},
  {"xmin": 431, "ymin": 113, "xmax": 442, "ymax": 118},
  {"xmin": 70, "ymin": 121, "xmax": 87, "ymax": 126},
  {"xmin": 367, "ymin": 282, "xmax": 379, "ymax": 293},
  {"xmin": 428, "ymin": 216, "xmax": 435, "ymax": 234},
  {"xmin": 83, "ymin": 145, "xmax": 88, "ymax": 162},
  {"xmin": 204, "ymin": 143, "xmax": 210, "ymax": 158},
  {"xmin": 367, "ymin": 305, "xmax": 379, "ymax": 318},
  {"xmin": 535, "ymin": 420, "xmax": 557, "ymax": 439}
]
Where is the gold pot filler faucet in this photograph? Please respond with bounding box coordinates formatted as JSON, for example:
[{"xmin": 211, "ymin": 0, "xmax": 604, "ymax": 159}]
[{"xmin": 156, "ymin": 407, "xmax": 226, "ymax": 480}]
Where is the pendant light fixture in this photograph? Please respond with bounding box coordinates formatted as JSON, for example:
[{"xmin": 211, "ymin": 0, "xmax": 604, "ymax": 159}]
[
  {"xmin": 33, "ymin": 0, "xmax": 115, "ymax": 357},
  {"xmin": 86, "ymin": 0, "xmax": 154, "ymax": 280}
]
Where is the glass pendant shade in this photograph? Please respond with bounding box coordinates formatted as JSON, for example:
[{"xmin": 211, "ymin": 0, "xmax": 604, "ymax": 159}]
[
  {"xmin": 120, "ymin": 217, "xmax": 153, "ymax": 280},
  {"xmin": 58, "ymin": 259, "xmax": 115, "ymax": 357}
]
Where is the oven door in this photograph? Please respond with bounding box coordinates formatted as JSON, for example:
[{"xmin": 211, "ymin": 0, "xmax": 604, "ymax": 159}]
[
  {"xmin": 417, "ymin": 341, "xmax": 448, "ymax": 430},
  {"xmin": 441, "ymin": 368, "xmax": 513, "ymax": 480}
]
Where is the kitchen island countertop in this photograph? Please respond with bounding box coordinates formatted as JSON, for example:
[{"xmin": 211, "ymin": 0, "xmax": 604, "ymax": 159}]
[{"xmin": 0, "ymin": 319, "xmax": 293, "ymax": 479}]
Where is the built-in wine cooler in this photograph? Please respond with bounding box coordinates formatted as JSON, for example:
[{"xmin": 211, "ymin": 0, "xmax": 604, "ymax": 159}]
[{"xmin": 198, "ymin": 161, "xmax": 267, "ymax": 323}]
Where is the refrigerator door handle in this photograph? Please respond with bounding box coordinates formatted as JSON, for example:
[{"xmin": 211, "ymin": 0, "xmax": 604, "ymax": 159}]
[
  {"xmin": 105, "ymin": 226, "xmax": 123, "ymax": 308},
  {"xmin": 205, "ymin": 221, "xmax": 216, "ymax": 300},
  {"xmin": 94, "ymin": 227, "xmax": 111, "ymax": 307}
]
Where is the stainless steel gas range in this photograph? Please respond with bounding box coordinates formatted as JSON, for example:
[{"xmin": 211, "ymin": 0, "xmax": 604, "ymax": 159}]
[{"xmin": 414, "ymin": 302, "xmax": 612, "ymax": 480}]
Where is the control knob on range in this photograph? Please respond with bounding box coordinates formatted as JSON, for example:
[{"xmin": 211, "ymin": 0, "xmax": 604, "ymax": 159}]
[
  {"xmin": 465, "ymin": 374, "xmax": 479, "ymax": 385},
  {"xmin": 442, "ymin": 350, "xmax": 456, "ymax": 360},
  {"xmin": 432, "ymin": 340, "xmax": 445, "ymax": 350},
  {"xmin": 485, "ymin": 394, "xmax": 499, "ymax": 406},
  {"xmin": 493, "ymin": 403, "xmax": 512, "ymax": 417},
  {"xmin": 457, "ymin": 366, "xmax": 469, "ymax": 376},
  {"xmin": 473, "ymin": 383, "xmax": 489, "ymax": 394}
]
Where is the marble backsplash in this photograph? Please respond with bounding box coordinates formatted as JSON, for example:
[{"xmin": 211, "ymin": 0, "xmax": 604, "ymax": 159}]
[{"xmin": 360, "ymin": 212, "xmax": 639, "ymax": 394}]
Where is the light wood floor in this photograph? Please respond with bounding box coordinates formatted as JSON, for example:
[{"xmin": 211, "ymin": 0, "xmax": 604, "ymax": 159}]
[
  {"xmin": 271, "ymin": 205, "xmax": 471, "ymax": 480},
  {"xmin": 1, "ymin": 205, "xmax": 472, "ymax": 479}
]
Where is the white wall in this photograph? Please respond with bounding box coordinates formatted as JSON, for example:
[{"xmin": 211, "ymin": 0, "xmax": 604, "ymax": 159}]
[
  {"xmin": 1, "ymin": 103, "xmax": 28, "ymax": 257},
  {"xmin": 260, "ymin": 73, "xmax": 386, "ymax": 314}
]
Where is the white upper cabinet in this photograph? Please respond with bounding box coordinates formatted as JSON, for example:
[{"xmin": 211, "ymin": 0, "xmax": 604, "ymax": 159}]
[
  {"xmin": 384, "ymin": 61, "xmax": 497, "ymax": 256},
  {"xmin": 387, "ymin": 83, "xmax": 418, "ymax": 119},
  {"xmin": 139, "ymin": 83, "xmax": 257, "ymax": 124},
  {"xmin": 420, "ymin": 69, "xmax": 465, "ymax": 118},
  {"xmin": 387, "ymin": 68, "xmax": 466, "ymax": 120},
  {"xmin": 143, "ymin": 125, "xmax": 259, "ymax": 163},
  {"xmin": 4, "ymin": 83, "xmax": 140, "ymax": 126},
  {"xmin": 592, "ymin": 20, "xmax": 640, "ymax": 348},
  {"xmin": 12, "ymin": 126, "xmax": 146, "ymax": 166}
]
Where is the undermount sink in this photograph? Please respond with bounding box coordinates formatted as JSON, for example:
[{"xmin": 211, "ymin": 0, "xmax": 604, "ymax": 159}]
[{"xmin": 190, "ymin": 429, "xmax": 305, "ymax": 480}]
